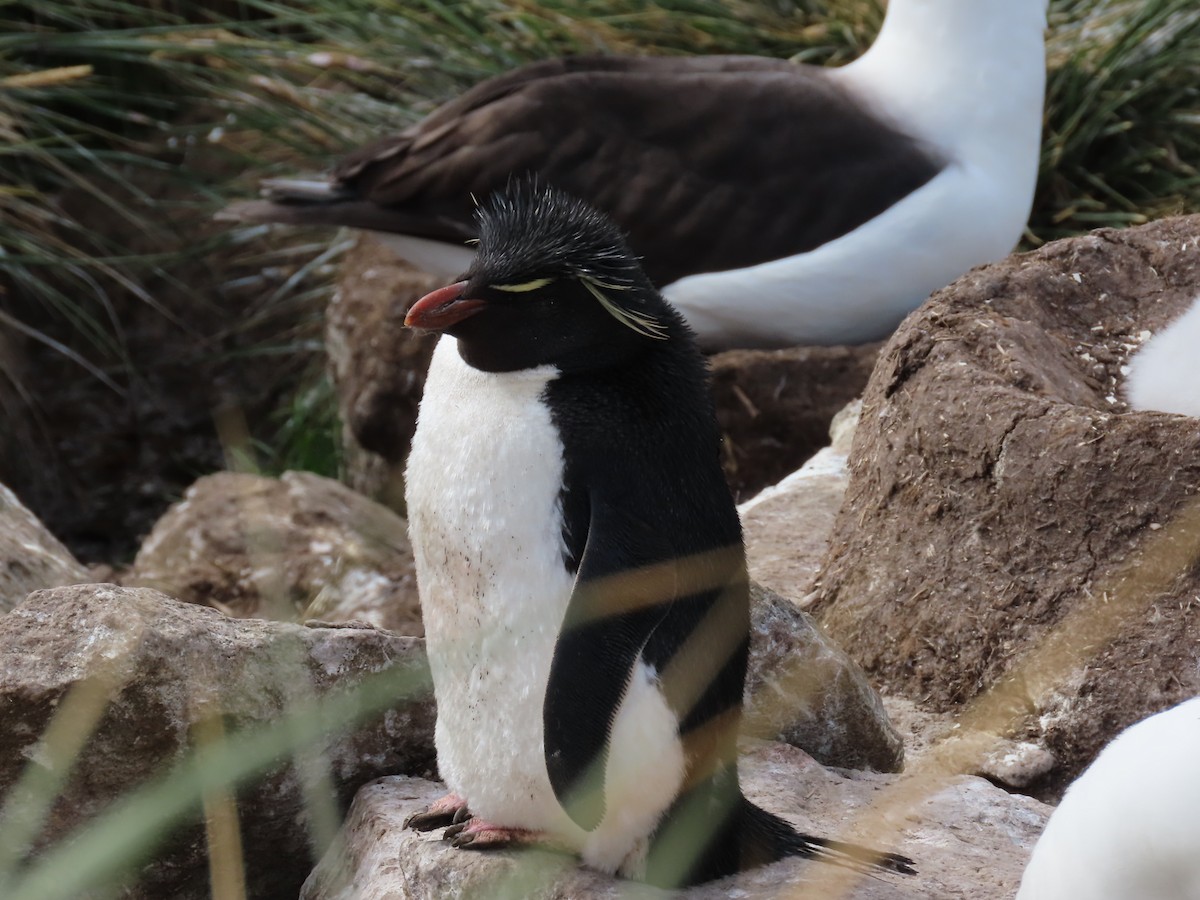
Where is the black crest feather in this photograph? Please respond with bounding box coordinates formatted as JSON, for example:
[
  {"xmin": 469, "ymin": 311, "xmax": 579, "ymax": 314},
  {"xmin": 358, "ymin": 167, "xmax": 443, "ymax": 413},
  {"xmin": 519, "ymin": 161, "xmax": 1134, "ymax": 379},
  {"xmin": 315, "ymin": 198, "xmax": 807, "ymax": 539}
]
[
  {"xmin": 473, "ymin": 176, "xmax": 645, "ymax": 288},
  {"xmin": 472, "ymin": 177, "xmax": 670, "ymax": 339}
]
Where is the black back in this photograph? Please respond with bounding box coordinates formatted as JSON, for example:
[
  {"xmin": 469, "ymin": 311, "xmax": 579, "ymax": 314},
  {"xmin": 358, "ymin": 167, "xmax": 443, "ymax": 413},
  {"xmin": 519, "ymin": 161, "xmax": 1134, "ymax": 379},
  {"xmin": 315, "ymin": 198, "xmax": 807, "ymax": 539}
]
[{"xmin": 247, "ymin": 54, "xmax": 944, "ymax": 287}]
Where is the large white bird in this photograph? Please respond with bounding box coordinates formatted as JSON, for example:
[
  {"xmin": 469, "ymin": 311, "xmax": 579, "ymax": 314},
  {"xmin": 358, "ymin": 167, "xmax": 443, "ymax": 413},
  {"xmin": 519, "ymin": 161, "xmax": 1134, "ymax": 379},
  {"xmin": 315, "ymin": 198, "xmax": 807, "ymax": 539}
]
[
  {"xmin": 1124, "ymin": 294, "xmax": 1200, "ymax": 418},
  {"xmin": 222, "ymin": 0, "xmax": 1049, "ymax": 350},
  {"xmin": 1017, "ymin": 697, "xmax": 1200, "ymax": 900}
]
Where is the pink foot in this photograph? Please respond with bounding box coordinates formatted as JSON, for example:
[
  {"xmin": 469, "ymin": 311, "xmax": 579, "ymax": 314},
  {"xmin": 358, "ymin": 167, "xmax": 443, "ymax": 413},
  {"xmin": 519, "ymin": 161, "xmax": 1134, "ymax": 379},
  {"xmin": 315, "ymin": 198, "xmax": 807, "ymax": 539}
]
[
  {"xmin": 404, "ymin": 792, "xmax": 469, "ymax": 832},
  {"xmin": 443, "ymin": 818, "xmax": 541, "ymax": 850}
]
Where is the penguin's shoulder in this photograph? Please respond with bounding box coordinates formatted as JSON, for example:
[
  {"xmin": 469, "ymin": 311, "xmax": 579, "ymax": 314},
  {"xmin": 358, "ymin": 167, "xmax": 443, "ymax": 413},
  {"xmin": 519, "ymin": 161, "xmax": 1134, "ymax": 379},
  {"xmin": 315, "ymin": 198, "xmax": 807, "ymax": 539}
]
[{"xmin": 542, "ymin": 345, "xmax": 740, "ymax": 573}]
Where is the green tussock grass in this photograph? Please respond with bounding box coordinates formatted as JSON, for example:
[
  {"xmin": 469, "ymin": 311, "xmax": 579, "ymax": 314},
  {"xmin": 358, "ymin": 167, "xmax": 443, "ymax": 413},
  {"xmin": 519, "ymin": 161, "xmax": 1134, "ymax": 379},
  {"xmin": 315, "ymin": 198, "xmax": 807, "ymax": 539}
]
[{"xmin": 1036, "ymin": 0, "xmax": 1200, "ymax": 239}]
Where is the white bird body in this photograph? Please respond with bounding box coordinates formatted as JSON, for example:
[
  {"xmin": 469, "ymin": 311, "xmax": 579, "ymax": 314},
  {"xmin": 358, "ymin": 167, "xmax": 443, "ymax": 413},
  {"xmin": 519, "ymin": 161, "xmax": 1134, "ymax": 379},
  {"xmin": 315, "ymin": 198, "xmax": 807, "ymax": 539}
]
[
  {"xmin": 1017, "ymin": 697, "xmax": 1200, "ymax": 900},
  {"xmin": 671, "ymin": 0, "xmax": 1049, "ymax": 347},
  {"xmin": 1124, "ymin": 295, "xmax": 1200, "ymax": 418},
  {"xmin": 405, "ymin": 337, "xmax": 685, "ymax": 875}
]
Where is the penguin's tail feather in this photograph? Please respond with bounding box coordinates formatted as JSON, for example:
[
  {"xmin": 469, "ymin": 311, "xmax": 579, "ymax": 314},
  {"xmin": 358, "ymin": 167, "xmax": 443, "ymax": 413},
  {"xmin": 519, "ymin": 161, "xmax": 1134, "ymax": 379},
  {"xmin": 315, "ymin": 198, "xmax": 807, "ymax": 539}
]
[{"xmin": 740, "ymin": 798, "xmax": 916, "ymax": 876}]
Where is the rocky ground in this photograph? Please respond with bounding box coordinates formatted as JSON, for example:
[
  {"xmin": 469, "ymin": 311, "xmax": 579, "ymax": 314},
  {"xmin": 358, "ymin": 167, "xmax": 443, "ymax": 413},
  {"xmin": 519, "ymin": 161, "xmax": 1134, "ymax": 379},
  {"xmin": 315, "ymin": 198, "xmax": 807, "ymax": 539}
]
[{"xmin": 1, "ymin": 216, "xmax": 1199, "ymax": 898}]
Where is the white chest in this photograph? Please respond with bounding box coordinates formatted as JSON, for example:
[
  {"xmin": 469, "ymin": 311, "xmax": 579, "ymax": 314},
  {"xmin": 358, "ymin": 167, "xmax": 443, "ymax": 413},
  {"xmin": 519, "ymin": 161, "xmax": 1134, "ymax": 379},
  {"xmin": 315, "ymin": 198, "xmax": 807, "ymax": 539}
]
[{"xmin": 404, "ymin": 337, "xmax": 577, "ymax": 827}]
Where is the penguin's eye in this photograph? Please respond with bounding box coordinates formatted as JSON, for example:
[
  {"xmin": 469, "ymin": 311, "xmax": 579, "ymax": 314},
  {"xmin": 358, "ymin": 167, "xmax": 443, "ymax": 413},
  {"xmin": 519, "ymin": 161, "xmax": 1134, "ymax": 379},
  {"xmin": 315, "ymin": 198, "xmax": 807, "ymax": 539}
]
[{"xmin": 491, "ymin": 277, "xmax": 554, "ymax": 293}]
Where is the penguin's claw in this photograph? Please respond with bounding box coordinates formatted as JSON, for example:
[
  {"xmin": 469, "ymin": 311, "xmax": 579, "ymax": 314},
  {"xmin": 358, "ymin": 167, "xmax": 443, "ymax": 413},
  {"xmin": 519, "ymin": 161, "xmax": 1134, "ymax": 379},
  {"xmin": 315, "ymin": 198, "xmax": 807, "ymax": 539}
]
[
  {"xmin": 446, "ymin": 821, "xmax": 537, "ymax": 850},
  {"xmin": 404, "ymin": 793, "xmax": 469, "ymax": 832}
]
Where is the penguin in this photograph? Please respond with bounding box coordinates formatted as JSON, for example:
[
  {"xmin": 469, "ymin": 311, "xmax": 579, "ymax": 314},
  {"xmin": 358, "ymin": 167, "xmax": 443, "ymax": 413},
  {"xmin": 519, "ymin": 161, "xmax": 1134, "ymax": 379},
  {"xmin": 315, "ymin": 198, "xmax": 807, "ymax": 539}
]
[
  {"xmin": 219, "ymin": 0, "xmax": 1048, "ymax": 351},
  {"xmin": 1017, "ymin": 697, "xmax": 1200, "ymax": 900},
  {"xmin": 400, "ymin": 178, "xmax": 915, "ymax": 887}
]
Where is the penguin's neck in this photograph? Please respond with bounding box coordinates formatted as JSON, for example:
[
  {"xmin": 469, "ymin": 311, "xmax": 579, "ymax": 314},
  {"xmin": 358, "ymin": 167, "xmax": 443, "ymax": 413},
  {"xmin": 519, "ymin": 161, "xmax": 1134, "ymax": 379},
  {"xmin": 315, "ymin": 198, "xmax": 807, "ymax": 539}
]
[{"xmin": 834, "ymin": 0, "xmax": 1048, "ymax": 163}]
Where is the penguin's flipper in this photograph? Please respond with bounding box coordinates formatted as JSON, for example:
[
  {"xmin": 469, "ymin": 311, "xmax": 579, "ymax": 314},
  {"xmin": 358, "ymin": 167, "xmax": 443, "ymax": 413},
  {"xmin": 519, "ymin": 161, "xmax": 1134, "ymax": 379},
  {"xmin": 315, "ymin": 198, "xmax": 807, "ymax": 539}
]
[{"xmin": 542, "ymin": 513, "xmax": 679, "ymax": 833}]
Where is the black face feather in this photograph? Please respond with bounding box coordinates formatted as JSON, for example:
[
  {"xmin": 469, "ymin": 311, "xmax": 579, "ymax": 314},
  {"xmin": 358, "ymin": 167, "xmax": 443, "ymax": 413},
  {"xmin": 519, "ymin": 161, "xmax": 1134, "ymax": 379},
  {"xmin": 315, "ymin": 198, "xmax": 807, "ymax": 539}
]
[{"xmin": 437, "ymin": 178, "xmax": 687, "ymax": 372}]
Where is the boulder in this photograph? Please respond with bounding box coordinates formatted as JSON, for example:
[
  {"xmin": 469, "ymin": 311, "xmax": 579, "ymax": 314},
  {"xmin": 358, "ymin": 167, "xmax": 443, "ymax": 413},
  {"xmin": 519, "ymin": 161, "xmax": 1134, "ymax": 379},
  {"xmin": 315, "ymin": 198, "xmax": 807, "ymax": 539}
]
[
  {"xmin": 746, "ymin": 582, "xmax": 902, "ymax": 772},
  {"xmin": 0, "ymin": 481, "xmax": 88, "ymax": 613},
  {"xmin": 325, "ymin": 236, "xmax": 438, "ymax": 506},
  {"xmin": 0, "ymin": 583, "xmax": 435, "ymax": 900},
  {"xmin": 810, "ymin": 215, "xmax": 1200, "ymax": 795},
  {"xmin": 300, "ymin": 741, "xmax": 1050, "ymax": 900},
  {"xmin": 125, "ymin": 470, "xmax": 421, "ymax": 632}
]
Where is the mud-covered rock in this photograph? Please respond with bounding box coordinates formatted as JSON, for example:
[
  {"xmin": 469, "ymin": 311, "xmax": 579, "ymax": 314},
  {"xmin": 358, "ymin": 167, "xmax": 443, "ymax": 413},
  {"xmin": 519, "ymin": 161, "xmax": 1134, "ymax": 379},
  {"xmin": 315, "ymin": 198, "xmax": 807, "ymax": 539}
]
[
  {"xmin": 810, "ymin": 215, "xmax": 1200, "ymax": 795},
  {"xmin": 326, "ymin": 236, "xmax": 438, "ymax": 506},
  {"xmin": 0, "ymin": 481, "xmax": 88, "ymax": 612},
  {"xmin": 125, "ymin": 469, "xmax": 421, "ymax": 632},
  {"xmin": 0, "ymin": 583, "xmax": 435, "ymax": 900}
]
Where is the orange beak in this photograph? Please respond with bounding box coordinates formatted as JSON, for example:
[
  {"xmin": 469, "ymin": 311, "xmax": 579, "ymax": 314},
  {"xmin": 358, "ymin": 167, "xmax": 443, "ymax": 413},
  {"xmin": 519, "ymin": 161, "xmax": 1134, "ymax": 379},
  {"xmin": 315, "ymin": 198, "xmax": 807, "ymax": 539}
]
[{"xmin": 405, "ymin": 281, "xmax": 486, "ymax": 331}]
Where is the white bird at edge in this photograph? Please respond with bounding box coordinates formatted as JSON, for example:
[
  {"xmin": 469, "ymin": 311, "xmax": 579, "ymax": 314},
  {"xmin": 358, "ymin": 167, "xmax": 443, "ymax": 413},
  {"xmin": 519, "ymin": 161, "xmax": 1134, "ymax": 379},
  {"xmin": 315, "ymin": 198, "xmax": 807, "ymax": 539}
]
[
  {"xmin": 1124, "ymin": 294, "xmax": 1200, "ymax": 418},
  {"xmin": 1017, "ymin": 697, "xmax": 1200, "ymax": 900}
]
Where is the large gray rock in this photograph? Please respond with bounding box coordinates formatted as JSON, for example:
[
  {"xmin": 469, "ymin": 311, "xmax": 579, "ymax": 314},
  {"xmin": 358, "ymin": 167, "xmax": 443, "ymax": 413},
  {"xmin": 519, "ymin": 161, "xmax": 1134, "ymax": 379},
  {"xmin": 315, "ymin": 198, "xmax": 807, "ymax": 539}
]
[
  {"xmin": 301, "ymin": 741, "xmax": 1050, "ymax": 900},
  {"xmin": 747, "ymin": 581, "xmax": 902, "ymax": 772},
  {"xmin": 0, "ymin": 583, "xmax": 435, "ymax": 900},
  {"xmin": 810, "ymin": 215, "xmax": 1200, "ymax": 796},
  {"xmin": 125, "ymin": 469, "xmax": 422, "ymax": 632},
  {"xmin": 0, "ymin": 481, "xmax": 87, "ymax": 613}
]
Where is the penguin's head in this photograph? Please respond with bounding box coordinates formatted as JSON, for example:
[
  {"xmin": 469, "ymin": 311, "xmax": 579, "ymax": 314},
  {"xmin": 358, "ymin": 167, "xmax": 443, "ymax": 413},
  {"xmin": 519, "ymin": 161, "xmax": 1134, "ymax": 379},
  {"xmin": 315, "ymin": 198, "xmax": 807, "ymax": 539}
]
[{"xmin": 405, "ymin": 178, "xmax": 685, "ymax": 373}]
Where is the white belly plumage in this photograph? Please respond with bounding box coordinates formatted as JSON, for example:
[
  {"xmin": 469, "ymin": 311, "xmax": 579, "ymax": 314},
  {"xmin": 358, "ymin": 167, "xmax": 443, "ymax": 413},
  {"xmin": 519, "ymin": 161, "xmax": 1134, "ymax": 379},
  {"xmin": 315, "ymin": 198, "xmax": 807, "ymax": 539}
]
[{"xmin": 405, "ymin": 336, "xmax": 685, "ymax": 874}]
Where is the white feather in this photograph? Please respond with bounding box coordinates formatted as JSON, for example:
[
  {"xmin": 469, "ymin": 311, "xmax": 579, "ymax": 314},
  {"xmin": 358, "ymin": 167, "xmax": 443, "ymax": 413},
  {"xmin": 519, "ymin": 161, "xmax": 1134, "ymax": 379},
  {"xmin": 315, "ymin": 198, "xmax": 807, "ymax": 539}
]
[
  {"xmin": 669, "ymin": 0, "xmax": 1048, "ymax": 349},
  {"xmin": 1124, "ymin": 295, "xmax": 1200, "ymax": 418},
  {"xmin": 1017, "ymin": 697, "xmax": 1200, "ymax": 900}
]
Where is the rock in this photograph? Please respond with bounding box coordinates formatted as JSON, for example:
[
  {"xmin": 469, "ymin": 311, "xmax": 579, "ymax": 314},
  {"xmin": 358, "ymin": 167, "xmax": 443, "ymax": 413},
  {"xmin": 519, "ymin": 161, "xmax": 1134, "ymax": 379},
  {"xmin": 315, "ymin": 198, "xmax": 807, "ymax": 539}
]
[
  {"xmin": 0, "ymin": 481, "xmax": 88, "ymax": 613},
  {"xmin": 125, "ymin": 470, "xmax": 421, "ymax": 632},
  {"xmin": 301, "ymin": 741, "xmax": 1050, "ymax": 900},
  {"xmin": 739, "ymin": 400, "xmax": 860, "ymax": 599},
  {"xmin": 0, "ymin": 583, "xmax": 435, "ymax": 900},
  {"xmin": 711, "ymin": 343, "xmax": 881, "ymax": 502},
  {"xmin": 810, "ymin": 215, "xmax": 1200, "ymax": 795},
  {"xmin": 325, "ymin": 236, "xmax": 438, "ymax": 506},
  {"xmin": 746, "ymin": 581, "xmax": 903, "ymax": 773}
]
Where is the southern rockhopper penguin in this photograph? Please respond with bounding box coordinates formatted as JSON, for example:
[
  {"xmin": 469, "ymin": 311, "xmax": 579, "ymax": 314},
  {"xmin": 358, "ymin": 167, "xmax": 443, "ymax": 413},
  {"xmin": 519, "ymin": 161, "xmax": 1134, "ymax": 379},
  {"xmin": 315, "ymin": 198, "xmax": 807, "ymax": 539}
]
[{"xmin": 401, "ymin": 179, "xmax": 914, "ymax": 888}]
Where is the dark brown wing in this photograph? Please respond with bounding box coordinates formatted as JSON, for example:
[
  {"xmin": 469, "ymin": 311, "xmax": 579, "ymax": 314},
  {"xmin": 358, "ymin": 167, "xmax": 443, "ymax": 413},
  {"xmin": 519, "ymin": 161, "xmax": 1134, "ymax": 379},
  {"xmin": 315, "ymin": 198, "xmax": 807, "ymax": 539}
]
[{"xmin": 245, "ymin": 55, "xmax": 945, "ymax": 285}]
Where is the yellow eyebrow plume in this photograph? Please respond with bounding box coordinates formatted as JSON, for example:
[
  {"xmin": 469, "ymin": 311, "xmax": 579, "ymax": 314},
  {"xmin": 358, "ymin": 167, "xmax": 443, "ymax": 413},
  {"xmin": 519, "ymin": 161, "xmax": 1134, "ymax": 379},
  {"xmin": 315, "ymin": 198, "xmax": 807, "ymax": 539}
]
[{"xmin": 492, "ymin": 277, "xmax": 553, "ymax": 293}]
